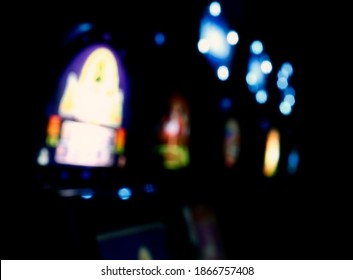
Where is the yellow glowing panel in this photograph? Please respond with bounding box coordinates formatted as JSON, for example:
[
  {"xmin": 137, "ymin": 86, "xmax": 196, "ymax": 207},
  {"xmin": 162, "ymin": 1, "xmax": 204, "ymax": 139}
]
[
  {"xmin": 263, "ymin": 128, "xmax": 280, "ymax": 177},
  {"xmin": 59, "ymin": 47, "xmax": 124, "ymax": 128}
]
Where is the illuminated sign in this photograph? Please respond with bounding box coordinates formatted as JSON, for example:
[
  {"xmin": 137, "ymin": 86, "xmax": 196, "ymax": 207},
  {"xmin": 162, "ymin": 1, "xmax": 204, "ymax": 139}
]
[
  {"xmin": 58, "ymin": 47, "xmax": 124, "ymax": 128},
  {"xmin": 38, "ymin": 44, "xmax": 128, "ymax": 168},
  {"xmin": 263, "ymin": 128, "xmax": 280, "ymax": 177}
]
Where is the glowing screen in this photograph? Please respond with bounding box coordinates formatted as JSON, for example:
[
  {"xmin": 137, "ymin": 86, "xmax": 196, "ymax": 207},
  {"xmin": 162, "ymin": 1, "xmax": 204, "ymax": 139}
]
[
  {"xmin": 55, "ymin": 120, "xmax": 115, "ymax": 167},
  {"xmin": 158, "ymin": 94, "xmax": 190, "ymax": 170}
]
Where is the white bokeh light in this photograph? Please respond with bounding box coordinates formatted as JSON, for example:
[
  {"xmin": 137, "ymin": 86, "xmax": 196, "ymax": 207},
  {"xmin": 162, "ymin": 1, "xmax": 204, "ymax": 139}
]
[
  {"xmin": 217, "ymin": 65, "xmax": 229, "ymax": 81},
  {"xmin": 251, "ymin": 40, "xmax": 263, "ymax": 54},
  {"xmin": 198, "ymin": 38, "xmax": 210, "ymax": 53},
  {"xmin": 261, "ymin": 60, "xmax": 272, "ymax": 74},
  {"xmin": 209, "ymin": 1, "xmax": 221, "ymax": 16},
  {"xmin": 227, "ymin": 30, "xmax": 239, "ymax": 45}
]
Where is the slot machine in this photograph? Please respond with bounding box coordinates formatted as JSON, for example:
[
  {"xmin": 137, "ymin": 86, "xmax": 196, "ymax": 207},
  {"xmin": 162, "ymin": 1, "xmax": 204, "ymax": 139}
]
[{"xmin": 33, "ymin": 22, "xmax": 179, "ymax": 259}]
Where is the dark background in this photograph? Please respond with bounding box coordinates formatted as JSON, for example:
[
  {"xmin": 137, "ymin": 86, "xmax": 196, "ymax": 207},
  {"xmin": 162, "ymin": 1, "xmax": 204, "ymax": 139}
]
[{"xmin": 2, "ymin": 0, "xmax": 351, "ymax": 260}]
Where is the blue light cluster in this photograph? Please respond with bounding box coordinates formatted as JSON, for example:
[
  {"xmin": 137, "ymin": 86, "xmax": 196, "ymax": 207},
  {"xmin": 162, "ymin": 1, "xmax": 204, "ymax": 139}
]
[
  {"xmin": 246, "ymin": 40, "xmax": 272, "ymax": 104},
  {"xmin": 277, "ymin": 62, "xmax": 296, "ymax": 115},
  {"xmin": 197, "ymin": 1, "xmax": 239, "ymax": 81}
]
